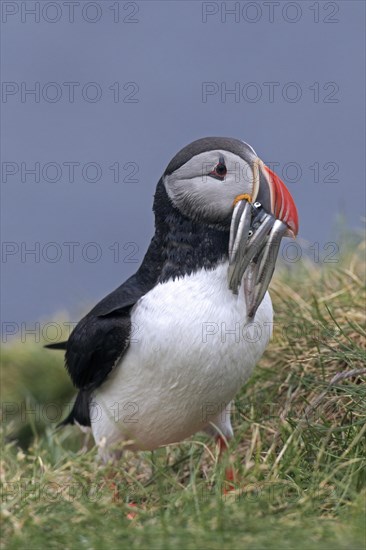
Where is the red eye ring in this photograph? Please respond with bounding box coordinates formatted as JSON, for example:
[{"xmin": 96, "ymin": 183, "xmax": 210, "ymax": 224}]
[{"xmin": 209, "ymin": 163, "xmax": 227, "ymax": 180}]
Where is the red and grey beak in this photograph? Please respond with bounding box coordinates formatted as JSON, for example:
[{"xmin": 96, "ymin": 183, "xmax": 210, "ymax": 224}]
[
  {"xmin": 228, "ymin": 158, "xmax": 299, "ymax": 319},
  {"xmin": 254, "ymin": 161, "xmax": 299, "ymax": 238}
]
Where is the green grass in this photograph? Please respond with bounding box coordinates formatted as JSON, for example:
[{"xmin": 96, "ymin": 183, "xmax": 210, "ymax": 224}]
[{"xmin": 1, "ymin": 235, "xmax": 365, "ymax": 549}]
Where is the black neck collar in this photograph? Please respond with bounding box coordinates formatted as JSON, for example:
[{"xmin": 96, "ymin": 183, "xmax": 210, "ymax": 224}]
[{"xmin": 153, "ymin": 180, "xmax": 229, "ymax": 283}]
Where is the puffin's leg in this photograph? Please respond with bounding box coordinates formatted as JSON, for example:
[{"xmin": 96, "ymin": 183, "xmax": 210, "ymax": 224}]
[
  {"xmin": 203, "ymin": 403, "xmax": 236, "ymax": 492},
  {"xmin": 101, "ymin": 447, "xmax": 124, "ymax": 503},
  {"xmin": 215, "ymin": 434, "xmax": 236, "ymax": 492},
  {"xmin": 98, "ymin": 444, "xmax": 139, "ymax": 518}
]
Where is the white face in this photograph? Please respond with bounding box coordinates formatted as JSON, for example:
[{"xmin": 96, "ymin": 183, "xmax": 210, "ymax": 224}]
[{"xmin": 163, "ymin": 149, "xmax": 256, "ymax": 226}]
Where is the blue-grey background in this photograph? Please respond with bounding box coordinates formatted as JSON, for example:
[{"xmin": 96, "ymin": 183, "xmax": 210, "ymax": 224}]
[{"xmin": 1, "ymin": 0, "xmax": 365, "ymax": 334}]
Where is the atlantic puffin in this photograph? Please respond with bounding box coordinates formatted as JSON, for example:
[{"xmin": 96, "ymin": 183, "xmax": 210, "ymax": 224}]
[{"xmin": 47, "ymin": 137, "xmax": 299, "ymax": 464}]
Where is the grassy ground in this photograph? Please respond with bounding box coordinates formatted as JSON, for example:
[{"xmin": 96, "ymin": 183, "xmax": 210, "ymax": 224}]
[{"xmin": 1, "ymin": 234, "xmax": 365, "ymax": 549}]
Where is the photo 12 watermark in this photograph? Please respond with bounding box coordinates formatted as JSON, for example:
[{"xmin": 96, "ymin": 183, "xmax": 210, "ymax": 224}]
[
  {"xmin": 198, "ymin": 159, "xmax": 340, "ymax": 185},
  {"xmin": 201, "ymin": 2, "xmax": 340, "ymax": 24},
  {"xmin": 201, "ymin": 81, "xmax": 340, "ymax": 104},
  {"xmin": 1, "ymin": 319, "xmax": 141, "ymax": 344},
  {"xmin": 1, "ymin": 1, "xmax": 140, "ymax": 24},
  {"xmin": 0, "ymin": 477, "xmax": 337, "ymax": 504},
  {"xmin": 1, "ymin": 81, "xmax": 140, "ymax": 104},
  {"xmin": 1, "ymin": 241, "xmax": 141, "ymax": 264},
  {"xmin": 0, "ymin": 240, "xmax": 340, "ymax": 265},
  {"xmin": 201, "ymin": 318, "xmax": 340, "ymax": 345},
  {"xmin": 1, "ymin": 161, "xmax": 140, "ymax": 184},
  {"xmin": 1, "ymin": 399, "xmax": 140, "ymax": 425}
]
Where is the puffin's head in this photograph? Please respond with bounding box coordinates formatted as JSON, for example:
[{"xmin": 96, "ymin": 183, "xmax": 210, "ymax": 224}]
[{"xmin": 163, "ymin": 137, "xmax": 298, "ymax": 237}]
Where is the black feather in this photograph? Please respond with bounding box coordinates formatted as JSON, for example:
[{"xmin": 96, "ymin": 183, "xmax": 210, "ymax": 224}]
[
  {"xmin": 58, "ymin": 390, "xmax": 91, "ymax": 427},
  {"xmin": 44, "ymin": 341, "xmax": 67, "ymax": 350}
]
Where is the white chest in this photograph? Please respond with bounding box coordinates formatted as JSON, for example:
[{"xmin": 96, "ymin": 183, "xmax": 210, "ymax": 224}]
[{"xmin": 92, "ymin": 262, "xmax": 273, "ymax": 451}]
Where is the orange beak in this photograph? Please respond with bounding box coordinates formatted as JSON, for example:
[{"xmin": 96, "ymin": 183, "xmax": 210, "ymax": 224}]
[{"xmin": 255, "ymin": 162, "xmax": 299, "ymax": 238}]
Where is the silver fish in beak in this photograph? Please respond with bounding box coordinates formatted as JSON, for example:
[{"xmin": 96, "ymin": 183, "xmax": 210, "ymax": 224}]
[{"xmin": 228, "ymin": 159, "xmax": 299, "ymax": 319}]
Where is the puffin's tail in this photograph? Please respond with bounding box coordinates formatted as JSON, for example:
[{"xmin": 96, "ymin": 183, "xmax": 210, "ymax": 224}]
[
  {"xmin": 58, "ymin": 390, "xmax": 91, "ymax": 428},
  {"xmin": 44, "ymin": 341, "xmax": 67, "ymax": 350},
  {"xmin": 44, "ymin": 340, "xmax": 91, "ymax": 428}
]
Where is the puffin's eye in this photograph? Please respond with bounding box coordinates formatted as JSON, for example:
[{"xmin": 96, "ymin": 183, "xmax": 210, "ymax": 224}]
[
  {"xmin": 216, "ymin": 163, "xmax": 227, "ymax": 176},
  {"xmin": 209, "ymin": 162, "xmax": 227, "ymax": 180}
]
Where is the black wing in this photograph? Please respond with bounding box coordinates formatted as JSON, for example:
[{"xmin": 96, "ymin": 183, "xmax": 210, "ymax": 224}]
[
  {"xmin": 49, "ymin": 180, "xmax": 177, "ymax": 426},
  {"xmin": 60, "ymin": 223, "xmax": 166, "ymax": 427}
]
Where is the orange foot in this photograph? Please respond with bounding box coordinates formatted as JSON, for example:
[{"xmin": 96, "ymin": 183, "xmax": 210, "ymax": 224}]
[
  {"xmin": 216, "ymin": 435, "xmax": 237, "ymax": 494},
  {"xmin": 126, "ymin": 502, "xmax": 138, "ymax": 520},
  {"xmin": 108, "ymin": 478, "xmax": 140, "ymax": 519}
]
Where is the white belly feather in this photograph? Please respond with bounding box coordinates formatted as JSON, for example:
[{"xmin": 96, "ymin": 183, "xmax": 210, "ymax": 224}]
[{"xmin": 91, "ymin": 262, "xmax": 273, "ymax": 452}]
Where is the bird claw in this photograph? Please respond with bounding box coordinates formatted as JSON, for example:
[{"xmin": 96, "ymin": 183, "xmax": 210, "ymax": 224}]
[{"xmin": 228, "ymin": 199, "xmax": 288, "ymax": 318}]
